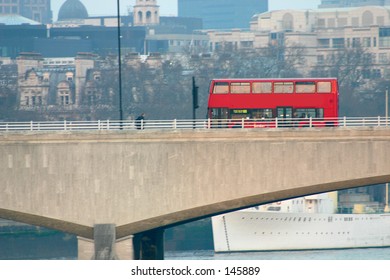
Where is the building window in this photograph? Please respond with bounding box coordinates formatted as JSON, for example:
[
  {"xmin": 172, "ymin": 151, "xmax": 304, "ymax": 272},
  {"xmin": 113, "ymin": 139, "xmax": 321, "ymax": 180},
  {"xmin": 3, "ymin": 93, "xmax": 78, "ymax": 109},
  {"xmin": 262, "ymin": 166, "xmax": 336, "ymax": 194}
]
[
  {"xmin": 332, "ymin": 38, "xmax": 344, "ymax": 48},
  {"xmin": 379, "ymin": 53, "xmax": 387, "ymax": 63},
  {"xmin": 318, "ymin": 38, "xmax": 330, "ymax": 48},
  {"xmin": 61, "ymin": 96, "xmax": 70, "ymax": 105},
  {"xmin": 317, "ymin": 19, "xmax": 325, "ymax": 28},
  {"xmin": 352, "ymin": 38, "xmax": 360, "ymax": 47},
  {"xmin": 240, "ymin": 41, "xmax": 253, "ymax": 48},
  {"xmin": 377, "ymin": 16, "xmax": 385, "ymax": 26},
  {"xmin": 362, "ymin": 11, "xmax": 373, "ymax": 27},
  {"xmin": 327, "ymin": 18, "xmax": 335, "ymax": 28},
  {"xmin": 282, "ymin": 13, "xmax": 293, "ymax": 31},
  {"xmin": 337, "ymin": 18, "xmax": 347, "ymax": 27},
  {"xmin": 373, "ymin": 69, "xmax": 381, "ymax": 79},
  {"xmin": 317, "ymin": 55, "xmax": 324, "ymax": 65},
  {"xmin": 351, "ymin": 17, "xmax": 359, "ymax": 27}
]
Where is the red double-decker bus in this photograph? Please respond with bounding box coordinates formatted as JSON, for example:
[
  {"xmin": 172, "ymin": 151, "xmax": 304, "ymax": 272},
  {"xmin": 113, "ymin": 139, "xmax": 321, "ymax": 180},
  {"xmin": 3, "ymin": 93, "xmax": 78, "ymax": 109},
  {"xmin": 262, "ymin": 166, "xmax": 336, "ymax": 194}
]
[{"xmin": 207, "ymin": 78, "xmax": 339, "ymax": 128}]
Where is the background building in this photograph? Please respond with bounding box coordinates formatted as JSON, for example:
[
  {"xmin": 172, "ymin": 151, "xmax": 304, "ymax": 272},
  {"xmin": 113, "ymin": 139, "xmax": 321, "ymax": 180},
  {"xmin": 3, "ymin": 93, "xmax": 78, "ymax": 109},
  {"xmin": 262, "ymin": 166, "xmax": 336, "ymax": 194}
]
[
  {"xmin": 133, "ymin": 0, "xmax": 160, "ymax": 26},
  {"xmin": 57, "ymin": 0, "xmax": 88, "ymax": 21},
  {"xmin": 205, "ymin": 6, "xmax": 390, "ymax": 79},
  {"xmin": 178, "ymin": 0, "xmax": 268, "ymax": 29},
  {"xmin": 320, "ymin": 0, "xmax": 390, "ymax": 8},
  {"xmin": 0, "ymin": 0, "xmax": 51, "ymax": 24},
  {"xmin": 0, "ymin": 16, "xmax": 46, "ymax": 59}
]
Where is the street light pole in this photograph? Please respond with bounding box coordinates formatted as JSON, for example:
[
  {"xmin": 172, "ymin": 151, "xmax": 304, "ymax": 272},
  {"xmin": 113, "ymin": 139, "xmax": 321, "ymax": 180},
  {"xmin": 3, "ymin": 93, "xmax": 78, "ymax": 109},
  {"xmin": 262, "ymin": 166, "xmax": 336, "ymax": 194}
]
[
  {"xmin": 386, "ymin": 86, "xmax": 388, "ymax": 126},
  {"xmin": 117, "ymin": 0, "xmax": 123, "ymax": 129},
  {"xmin": 384, "ymin": 183, "xmax": 390, "ymax": 213},
  {"xmin": 385, "ymin": 88, "xmax": 389, "ymax": 213}
]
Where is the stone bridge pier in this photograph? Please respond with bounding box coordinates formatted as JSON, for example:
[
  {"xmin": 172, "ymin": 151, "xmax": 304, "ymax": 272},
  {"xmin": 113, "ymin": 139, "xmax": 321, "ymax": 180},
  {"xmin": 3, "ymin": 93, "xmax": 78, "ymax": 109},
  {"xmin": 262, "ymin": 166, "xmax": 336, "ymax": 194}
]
[{"xmin": 77, "ymin": 225, "xmax": 164, "ymax": 260}]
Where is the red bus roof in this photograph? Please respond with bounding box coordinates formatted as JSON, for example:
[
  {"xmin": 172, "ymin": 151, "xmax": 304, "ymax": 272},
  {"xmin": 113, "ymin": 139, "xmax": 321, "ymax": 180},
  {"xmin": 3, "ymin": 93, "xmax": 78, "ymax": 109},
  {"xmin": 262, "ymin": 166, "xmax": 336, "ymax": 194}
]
[{"xmin": 211, "ymin": 77, "xmax": 338, "ymax": 82}]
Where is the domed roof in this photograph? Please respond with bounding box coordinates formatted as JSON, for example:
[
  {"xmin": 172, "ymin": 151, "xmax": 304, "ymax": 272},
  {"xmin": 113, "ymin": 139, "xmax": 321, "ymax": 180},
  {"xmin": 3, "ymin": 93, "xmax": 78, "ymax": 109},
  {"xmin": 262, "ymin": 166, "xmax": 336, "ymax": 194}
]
[{"xmin": 58, "ymin": 0, "xmax": 89, "ymax": 21}]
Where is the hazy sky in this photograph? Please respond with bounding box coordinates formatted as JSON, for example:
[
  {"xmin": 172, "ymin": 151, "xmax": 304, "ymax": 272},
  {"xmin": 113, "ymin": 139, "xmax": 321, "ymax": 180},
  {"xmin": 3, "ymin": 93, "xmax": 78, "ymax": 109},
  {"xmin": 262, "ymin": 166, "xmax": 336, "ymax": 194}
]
[{"xmin": 52, "ymin": 0, "xmax": 321, "ymax": 20}]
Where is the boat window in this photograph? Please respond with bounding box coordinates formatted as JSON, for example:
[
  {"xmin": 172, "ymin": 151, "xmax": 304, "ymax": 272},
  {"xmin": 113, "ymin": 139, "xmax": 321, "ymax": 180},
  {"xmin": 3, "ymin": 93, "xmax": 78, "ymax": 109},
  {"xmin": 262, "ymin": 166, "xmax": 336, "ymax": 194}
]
[
  {"xmin": 231, "ymin": 82, "xmax": 251, "ymax": 94},
  {"xmin": 253, "ymin": 82, "xmax": 272, "ymax": 93},
  {"xmin": 213, "ymin": 82, "xmax": 229, "ymax": 94}
]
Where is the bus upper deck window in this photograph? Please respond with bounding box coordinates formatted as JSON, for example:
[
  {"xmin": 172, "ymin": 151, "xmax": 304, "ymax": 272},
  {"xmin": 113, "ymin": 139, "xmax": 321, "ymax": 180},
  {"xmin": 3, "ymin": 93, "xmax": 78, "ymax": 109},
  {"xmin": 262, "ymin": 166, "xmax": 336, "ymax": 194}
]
[
  {"xmin": 317, "ymin": 81, "xmax": 332, "ymax": 93},
  {"xmin": 252, "ymin": 82, "xmax": 272, "ymax": 93},
  {"xmin": 274, "ymin": 82, "xmax": 294, "ymax": 93},
  {"xmin": 296, "ymin": 81, "xmax": 316, "ymax": 93},
  {"xmin": 231, "ymin": 82, "xmax": 251, "ymax": 94},
  {"xmin": 213, "ymin": 82, "xmax": 229, "ymax": 94}
]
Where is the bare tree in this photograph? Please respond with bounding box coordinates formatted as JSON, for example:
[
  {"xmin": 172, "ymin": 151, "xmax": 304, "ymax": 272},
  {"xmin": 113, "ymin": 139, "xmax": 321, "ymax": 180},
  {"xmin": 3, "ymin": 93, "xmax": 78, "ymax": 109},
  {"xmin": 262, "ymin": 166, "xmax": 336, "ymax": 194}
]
[{"xmin": 311, "ymin": 43, "xmax": 373, "ymax": 88}]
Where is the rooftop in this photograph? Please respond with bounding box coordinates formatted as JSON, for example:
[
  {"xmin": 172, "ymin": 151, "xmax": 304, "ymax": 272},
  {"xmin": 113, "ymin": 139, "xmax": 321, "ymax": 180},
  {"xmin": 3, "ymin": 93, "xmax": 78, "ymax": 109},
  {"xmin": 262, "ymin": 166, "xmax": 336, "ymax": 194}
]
[{"xmin": 0, "ymin": 14, "xmax": 41, "ymax": 25}]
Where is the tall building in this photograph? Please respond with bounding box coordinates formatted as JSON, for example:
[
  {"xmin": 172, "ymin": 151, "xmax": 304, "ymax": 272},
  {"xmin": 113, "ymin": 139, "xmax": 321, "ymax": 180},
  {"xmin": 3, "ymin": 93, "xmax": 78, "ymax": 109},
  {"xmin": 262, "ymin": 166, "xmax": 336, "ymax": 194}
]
[
  {"xmin": 320, "ymin": 0, "xmax": 390, "ymax": 8},
  {"xmin": 0, "ymin": 0, "xmax": 51, "ymax": 24},
  {"xmin": 178, "ymin": 0, "xmax": 268, "ymax": 29}
]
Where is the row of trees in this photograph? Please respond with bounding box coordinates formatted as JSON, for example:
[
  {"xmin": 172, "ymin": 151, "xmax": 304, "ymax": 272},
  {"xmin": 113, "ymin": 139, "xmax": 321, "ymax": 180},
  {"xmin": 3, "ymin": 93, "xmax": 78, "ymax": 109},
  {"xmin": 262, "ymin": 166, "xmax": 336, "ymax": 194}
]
[{"xmin": 1, "ymin": 42, "xmax": 389, "ymax": 121}]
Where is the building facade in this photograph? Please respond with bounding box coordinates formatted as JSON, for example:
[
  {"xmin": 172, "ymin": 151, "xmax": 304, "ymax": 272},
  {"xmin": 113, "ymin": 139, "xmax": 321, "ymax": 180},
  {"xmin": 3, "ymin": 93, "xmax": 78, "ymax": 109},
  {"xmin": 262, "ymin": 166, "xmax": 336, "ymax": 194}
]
[
  {"xmin": 320, "ymin": 0, "xmax": 390, "ymax": 8},
  {"xmin": 178, "ymin": 0, "xmax": 268, "ymax": 29},
  {"xmin": 0, "ymin": 0, "xmax": 51, "ymax": 24},
  {"xmin": 205, "ymin": 6, "xmax": 390, "ymax": 78}
]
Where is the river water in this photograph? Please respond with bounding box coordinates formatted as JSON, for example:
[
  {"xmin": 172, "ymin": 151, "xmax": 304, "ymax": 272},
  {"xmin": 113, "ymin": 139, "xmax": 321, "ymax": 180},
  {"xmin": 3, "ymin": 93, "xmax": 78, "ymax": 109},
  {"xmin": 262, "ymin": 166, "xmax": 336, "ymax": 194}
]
[{"xmin": 165, "ymin": 247, "xmax": 390, "ymax": 260}]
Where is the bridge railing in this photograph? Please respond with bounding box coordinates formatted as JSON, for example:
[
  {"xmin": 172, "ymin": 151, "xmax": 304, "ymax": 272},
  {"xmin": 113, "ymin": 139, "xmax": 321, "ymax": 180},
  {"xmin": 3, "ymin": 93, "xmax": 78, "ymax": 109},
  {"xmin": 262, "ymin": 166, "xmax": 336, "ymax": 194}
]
[{"xmin": 0, "ymin": 117, "xmax": 389, "ymax": 132}]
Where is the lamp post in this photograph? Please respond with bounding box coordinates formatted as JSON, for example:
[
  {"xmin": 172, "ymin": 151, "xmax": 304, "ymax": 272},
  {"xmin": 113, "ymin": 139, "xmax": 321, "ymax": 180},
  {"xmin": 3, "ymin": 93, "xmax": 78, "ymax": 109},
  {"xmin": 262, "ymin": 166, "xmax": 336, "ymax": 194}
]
[
  {"xmin": 386, "ymin": 88, "xmax": 389, "ymax": 213},
  {"xmin": 385, "ymin": 183, "xmax": 389, "ymax": 213},
  {"xmin": 386, "ymin": 87, "xmax": 388, "ymax": 127},
  {"xmin": 117, "ymin": 0, "xmax": 123, "ymax": 128}
]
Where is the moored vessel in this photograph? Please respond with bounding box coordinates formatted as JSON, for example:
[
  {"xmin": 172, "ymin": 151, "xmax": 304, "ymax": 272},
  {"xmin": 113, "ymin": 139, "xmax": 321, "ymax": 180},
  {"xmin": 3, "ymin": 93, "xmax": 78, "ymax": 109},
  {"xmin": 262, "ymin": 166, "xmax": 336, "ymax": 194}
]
[{"xmin": 212, "ymin": 190, "xmax": 390, "ymax": 252}]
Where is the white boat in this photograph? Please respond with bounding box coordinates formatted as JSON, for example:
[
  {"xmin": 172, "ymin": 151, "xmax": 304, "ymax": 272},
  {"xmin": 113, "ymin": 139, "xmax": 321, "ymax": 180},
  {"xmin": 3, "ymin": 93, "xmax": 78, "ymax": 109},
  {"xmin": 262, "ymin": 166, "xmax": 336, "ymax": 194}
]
[{"xmin": 212, "ymin": 191, "xmax": 390, "ymax": 252}]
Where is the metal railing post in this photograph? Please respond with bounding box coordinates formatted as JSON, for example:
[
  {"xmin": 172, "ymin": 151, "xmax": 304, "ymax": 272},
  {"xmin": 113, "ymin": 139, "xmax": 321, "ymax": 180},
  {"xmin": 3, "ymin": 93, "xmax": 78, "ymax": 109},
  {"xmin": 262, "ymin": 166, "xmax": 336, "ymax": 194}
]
[{"xmin": 30, "ymin": 121, "xmax": 33, "ymax": 131}]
